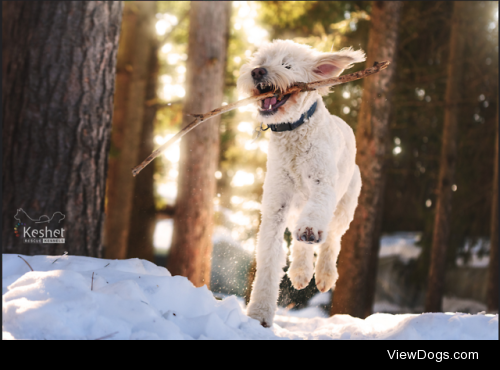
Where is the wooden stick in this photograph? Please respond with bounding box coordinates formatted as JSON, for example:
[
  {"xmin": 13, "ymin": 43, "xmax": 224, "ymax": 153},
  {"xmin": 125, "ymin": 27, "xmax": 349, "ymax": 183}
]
[{"xmin": 132, "ymin": 60, "xmax": 390, "ymax": 176}]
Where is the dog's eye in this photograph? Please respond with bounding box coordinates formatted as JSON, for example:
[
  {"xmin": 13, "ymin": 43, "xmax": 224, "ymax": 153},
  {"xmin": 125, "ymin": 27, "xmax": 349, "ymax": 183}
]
[{"xmin": 283, "ymin": 64, "xmax": 291, "ymax": 70}]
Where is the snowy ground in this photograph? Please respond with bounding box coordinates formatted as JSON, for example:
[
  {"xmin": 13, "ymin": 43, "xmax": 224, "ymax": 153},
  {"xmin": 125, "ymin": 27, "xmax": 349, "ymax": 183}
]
[{"xmin": 2, "ymin": 254, "xmax": 497, "ymax": 340}]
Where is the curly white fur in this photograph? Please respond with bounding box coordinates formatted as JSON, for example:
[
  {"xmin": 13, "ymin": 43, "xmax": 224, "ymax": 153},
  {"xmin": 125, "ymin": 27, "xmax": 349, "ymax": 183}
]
[{"xmin": 237, "ymin": 40, "xmax": 365, "ymax": 327}]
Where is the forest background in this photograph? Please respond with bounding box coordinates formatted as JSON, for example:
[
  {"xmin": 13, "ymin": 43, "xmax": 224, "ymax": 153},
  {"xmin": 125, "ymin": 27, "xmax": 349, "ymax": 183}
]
[{"xmin": 2, "ymin": 1, "xmax": 498, "ymax": 317}]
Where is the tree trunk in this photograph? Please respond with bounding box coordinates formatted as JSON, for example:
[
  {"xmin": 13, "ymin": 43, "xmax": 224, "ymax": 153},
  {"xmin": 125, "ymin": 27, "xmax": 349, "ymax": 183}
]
[
  {"xmin": 104, "ymin": 1, "xmax": 156, "ymax": 259},
  {"xmin": 363, "ymin": 208, "xmax": 384, "ymax": 317},
  {"xmin": 126, "ymin": 17, "xmax": 159, "ymax": 262},
  {"xmin": 167, "ymin": 1, "xmax": 231, "ymax": 288},
  {"xmin": 2, "ymin": 1, "xmax": 123, "ymax": 257},
  {"xmin": 425, "ymin": 1, "xmax": 466, "ymax": 312},
  {"xmin": 330, "ymin": 1, "xmax": 402, "ymax": 318},
  {"xmin": 363, "ymin": 107, "xmax": 395, "ymax": 318},
  {"xmin": 487, "ymin": 105, "xmax": 498, "ymax": 313}
]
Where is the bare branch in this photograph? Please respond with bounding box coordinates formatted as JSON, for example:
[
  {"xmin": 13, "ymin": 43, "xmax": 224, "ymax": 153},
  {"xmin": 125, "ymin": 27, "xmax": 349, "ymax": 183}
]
[
  {"xmin": 51, "ymin": 251, "xmax": 68, "ymax": 264},
  {"xmin": 94, "ymin": 331, "xmax": 119, "ymax": 340},
  {"xmin": 18, "ymin": 255, "xmax": 33, "ymax": 271},
  {"xmin": 132, "ymin": 61, "xmax": 390, "ymax": 176}
]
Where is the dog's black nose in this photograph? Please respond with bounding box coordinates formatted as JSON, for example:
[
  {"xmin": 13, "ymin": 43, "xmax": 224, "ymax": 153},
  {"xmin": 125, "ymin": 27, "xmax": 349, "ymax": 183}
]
[{"xmin": 251, "ymin": 67, "xmax": 267, "ymax": 81}]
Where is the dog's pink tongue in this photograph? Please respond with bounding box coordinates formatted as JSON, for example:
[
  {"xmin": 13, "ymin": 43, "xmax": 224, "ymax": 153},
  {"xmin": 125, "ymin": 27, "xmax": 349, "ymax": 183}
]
[{"xmin": 262, "ymin": 96, "xmax": 277, "ymax": 109}]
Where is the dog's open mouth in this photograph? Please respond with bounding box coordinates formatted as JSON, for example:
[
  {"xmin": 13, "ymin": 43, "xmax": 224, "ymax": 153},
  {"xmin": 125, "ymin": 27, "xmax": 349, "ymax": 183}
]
[{"xmin": 256, "ymin": 83, "xmax": 291, "ymax": 115}]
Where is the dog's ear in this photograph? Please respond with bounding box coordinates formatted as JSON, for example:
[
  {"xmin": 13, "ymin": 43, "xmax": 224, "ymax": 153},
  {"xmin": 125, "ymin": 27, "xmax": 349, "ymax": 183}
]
[{"xmin": 313, "ymin": 48, "xmax": 366, "ymax": 79}]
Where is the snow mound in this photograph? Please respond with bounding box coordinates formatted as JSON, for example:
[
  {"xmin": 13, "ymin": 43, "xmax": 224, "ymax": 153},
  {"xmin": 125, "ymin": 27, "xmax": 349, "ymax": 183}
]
[
  {"xmin": 2, "ymin": 254, "xmax": 275, "ymax": 340},
  {"xmin": 2, "ymin": 254, "xmax": 497, "ymax": 340}
]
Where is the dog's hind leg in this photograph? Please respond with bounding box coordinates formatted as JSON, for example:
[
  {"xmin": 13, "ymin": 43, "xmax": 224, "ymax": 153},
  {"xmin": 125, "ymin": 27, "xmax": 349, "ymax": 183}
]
[
  {"xmin": 288, "ymin": 239, "xmax": 315, "ymax": 290},
  {"xmin": 246, "ymin": 170, "xmax": 293, "ymax": 328},
  {"xmin": 315, "ymin": 165, "xmax": 361, "ymax": 293}
]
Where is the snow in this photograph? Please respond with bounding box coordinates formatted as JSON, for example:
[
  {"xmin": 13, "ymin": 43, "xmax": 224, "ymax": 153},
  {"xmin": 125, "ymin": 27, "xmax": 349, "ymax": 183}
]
[
  {"xmin": 3, "ymin": 254, "xmax": 497, "ymax": 340},
  {"xmin": 273, "ymin": 311, "xmax": 498, "ymax": 340},
  {"xmin": 378, "ymin": 232, "xmax": 491, "ymax": 268},
  {"xmin": 456, "ymin": 237, "xmax": 490, "ymax": 268},
  {"xmin": 378, "ymin": 232, "xmax": 422, "ymax": 263}
]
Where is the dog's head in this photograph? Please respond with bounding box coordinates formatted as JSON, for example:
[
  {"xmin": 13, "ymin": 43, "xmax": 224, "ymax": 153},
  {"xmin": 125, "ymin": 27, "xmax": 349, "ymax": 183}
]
[{"xmin": 237, "ymin": 39, "xmax": 365, "ymax": 124}]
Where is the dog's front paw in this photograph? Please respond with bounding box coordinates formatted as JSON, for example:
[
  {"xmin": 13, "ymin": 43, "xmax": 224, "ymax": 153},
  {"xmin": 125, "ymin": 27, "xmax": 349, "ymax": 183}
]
[
  {"xmin": 315, "ymin": 257, "xmax": 339, "ymax": 293},
  {"xmin": 315, "ymin": 269, "xmax": 338, "ymax": 293},
  {"xmin": 246, "ymin": 301, "xmax": 276, "ymax": 328},
  {"xmin": 288, "ymin": 262, "xmax": 314, "ymax": 290},
  {"xmin": 294, "ymin": 226, "xmax": 324, "ymax": 244}
]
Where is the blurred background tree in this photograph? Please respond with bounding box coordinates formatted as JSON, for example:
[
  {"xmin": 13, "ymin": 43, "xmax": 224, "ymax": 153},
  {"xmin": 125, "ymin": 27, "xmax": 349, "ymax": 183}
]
[
  {"xmin": 487, "ymin": 105, "xmax": 498, "ymax": 313},
  {"xmin": 330, "ymin": 1, "xmax": 402, "ymax": 319},
  {"xmin": 166, "ymin": 1, "xmax": 232, "ymax": 288},
  {"xmin": 425, "ymin": 1, "xmax": 468, "ymax": 313},
  {"xmin": 104, "ymin": 1, "xmax": 157, "ymax": 261}
]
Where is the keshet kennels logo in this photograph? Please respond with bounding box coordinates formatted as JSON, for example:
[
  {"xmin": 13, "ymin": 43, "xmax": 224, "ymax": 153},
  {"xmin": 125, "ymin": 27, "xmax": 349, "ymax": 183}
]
[{"xmin": 14, "ymin": 208, "xmax": 66, "ymax": 244}]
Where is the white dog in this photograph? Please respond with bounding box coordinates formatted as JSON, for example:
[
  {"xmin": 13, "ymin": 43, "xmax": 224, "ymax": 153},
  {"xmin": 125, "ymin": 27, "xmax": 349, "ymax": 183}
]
[{"xmin": 237, "ymin": 40, "xmax": 365, "ymax": 327}]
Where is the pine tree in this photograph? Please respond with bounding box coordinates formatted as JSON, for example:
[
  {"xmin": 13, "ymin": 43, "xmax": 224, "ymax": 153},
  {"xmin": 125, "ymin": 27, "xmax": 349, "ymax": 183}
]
[
  {"xmin": 2, "ymin": 1, "xmax": 123, "ymax": 256},
  {"xmin": 167, "ymin": 1, "xmax": 232, "ymax": 288},
  {"xmin": 330, "ymin": 1, "xmax": 402, "ymax": 318},
  {"xmin": 104, "ymin": 1, "xmax": 157, "ymax": 260},
  {"xmin": 126, "ymin": 3, "xmax": 160, "ymax": 262},
  {"xmin": 425, "ymin": 1, "xmax": 467, "ymax": 312},
  {"xmin": 487, "ymin": 105, "xmax": 498, "ymax": 313}
]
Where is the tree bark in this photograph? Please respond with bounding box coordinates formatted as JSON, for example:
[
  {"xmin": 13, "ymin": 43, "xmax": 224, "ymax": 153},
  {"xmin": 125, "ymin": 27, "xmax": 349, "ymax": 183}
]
[
  {"xmin": 2, "ymin": 1, "xmax": 123, "ymax": 256},
  {"xmin": 167, "ymin": 1, "xmax": 231, "ymax": 288},
  {"xmin": 487, "ymin": 105, "xmax": 498, "ymax": 313},
  {"xmin": 425, "ymin": 1, "xmax": 466, "ymax": 312},
  {"xmin": 104, "ymin": 1, "xmax": 156, "ymax": 259},
  {"xmin": 330, "ymin": 1, "xmax": 402, "ymax": 318},
  {"xmin": 362, "ymin": 206, "xmax": 384, "ymax": 317}
]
